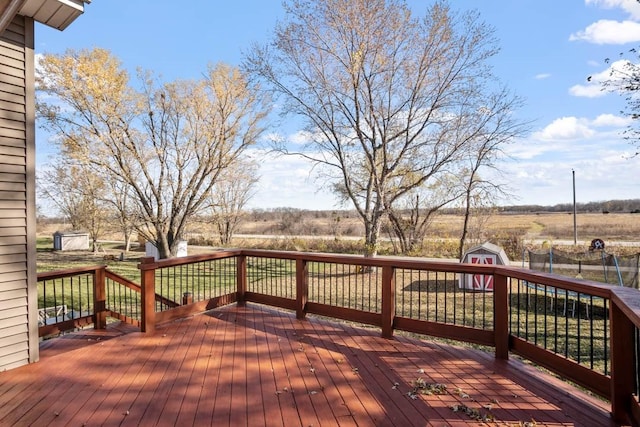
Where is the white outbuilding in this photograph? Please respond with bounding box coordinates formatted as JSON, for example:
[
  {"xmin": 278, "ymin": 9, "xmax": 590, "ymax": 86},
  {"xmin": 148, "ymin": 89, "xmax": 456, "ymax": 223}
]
[
  {"xmin": 53, "ymin": 231, "xmax": 90, "ymax": 251},
  {"xmin": 459, "ymin": 242, "xmax": 510, "ymax": 291}
]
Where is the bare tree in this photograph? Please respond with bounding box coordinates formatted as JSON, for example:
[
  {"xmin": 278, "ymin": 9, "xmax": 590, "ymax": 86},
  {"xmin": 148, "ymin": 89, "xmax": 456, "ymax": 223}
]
[
  {"xmin": 208, "ymin": 158, "xmax": 259, "ymax": 245},
  {"xmin": 274, "ymin": 208, "xmax": 306, "ymax": 235},
  {"xmin": 37, "ymin": 156, "xmax": 111, "ymax": 252},
  {"xmin": 455, "ymin": 88, "xmax": 530, "ymax": 259},
  {"xmin": 37, "ymin": 49, "xmax": 269, "ymax": 258},
  {"xmin": 103, "ymin": 176, "xmax": 139, "ymax": 252},
  {"xmin": 599, "ymin": 49, "xmax": 640, "ymax": 155},
  {"xmin": 246, "ymin": 0, "xmax": 524, "ymax": 257},
  {"xmin": 386, "ymin": 179, "xmax": 462, "ymax": 254}
]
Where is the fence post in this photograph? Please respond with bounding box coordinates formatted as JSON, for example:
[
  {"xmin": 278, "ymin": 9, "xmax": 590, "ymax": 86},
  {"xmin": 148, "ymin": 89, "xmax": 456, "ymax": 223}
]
[
  {"xmin": 493, "ymin": 271, "xmax": 509, "ymax": 360},
  {"xmin": 237, "ymin": 254, "xmax": 247, "ymax": 306},
  {"xmin": 140, "ymin": 257, "xmax": 157, "ymax": 333},
  {"xmin": 381, "ymin": 265, "xmax": 395, "ymax": 339},
  {"xmin": 610, "ymin": 300, "xmax": 635, "ymax": 425},
  {"xmin": 296, "ymin": 258, "xmax": 308, "ymax": 320},
  {"xmin": 93, "ymin": 266, "xmax": 107, "ymax": 330}
]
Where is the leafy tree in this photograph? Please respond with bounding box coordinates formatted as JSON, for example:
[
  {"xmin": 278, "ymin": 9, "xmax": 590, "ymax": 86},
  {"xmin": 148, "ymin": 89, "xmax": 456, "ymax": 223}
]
[
  {"xmin": 246, "ymin": 0, "xmax": 526, "ymax": 256},
  {"xmin": 36, "ymin": 48, "xmax": 269, "ymax": 258}
]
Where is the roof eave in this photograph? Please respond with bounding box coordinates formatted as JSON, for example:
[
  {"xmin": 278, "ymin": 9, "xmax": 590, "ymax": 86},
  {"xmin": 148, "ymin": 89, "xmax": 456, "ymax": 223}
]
[{"xmin": 0, "ymin": 0, "xmax": 89, "ymax": 34}]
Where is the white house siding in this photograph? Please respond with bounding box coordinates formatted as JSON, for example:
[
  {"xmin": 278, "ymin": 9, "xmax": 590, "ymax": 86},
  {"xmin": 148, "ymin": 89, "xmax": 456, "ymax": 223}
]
[{"xmin": 0, "ymin": 14, "xmax": 37, "ymax": 371}]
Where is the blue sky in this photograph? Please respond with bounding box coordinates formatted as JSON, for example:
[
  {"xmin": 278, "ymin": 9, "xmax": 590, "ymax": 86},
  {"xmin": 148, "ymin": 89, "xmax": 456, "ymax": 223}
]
[{"xmin": 34, "ymin": 0, "xmax": 640, "ymax": 210}]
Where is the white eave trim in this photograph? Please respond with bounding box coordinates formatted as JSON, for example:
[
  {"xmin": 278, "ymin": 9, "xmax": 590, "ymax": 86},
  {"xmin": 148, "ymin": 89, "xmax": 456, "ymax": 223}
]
[
  {"xmin": 0, "ymin": 0, "xmax": 89, "ymax": 34},
  {"xmin": 19, "ymin": 0, "xmax": 89, "ymax": 31}
]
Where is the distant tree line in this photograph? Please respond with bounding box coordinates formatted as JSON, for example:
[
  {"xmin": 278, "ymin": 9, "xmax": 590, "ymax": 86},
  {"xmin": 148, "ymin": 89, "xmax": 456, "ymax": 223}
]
[{"xmin": 495, "ymin": 199, "xmax": 640, "ymax": 214}]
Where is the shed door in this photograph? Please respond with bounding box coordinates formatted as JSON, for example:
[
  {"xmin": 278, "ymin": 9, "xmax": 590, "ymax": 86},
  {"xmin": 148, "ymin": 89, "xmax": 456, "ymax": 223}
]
[{"xmin": 469, "ymin": 254, "xmax": 495, "ymax": 291}]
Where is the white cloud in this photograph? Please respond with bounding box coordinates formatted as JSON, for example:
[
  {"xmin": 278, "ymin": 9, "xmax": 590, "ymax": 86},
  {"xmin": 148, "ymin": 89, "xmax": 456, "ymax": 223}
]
[
  {"xmin": 505, "ymin": 139, "xmax": 553, "ymax": 160},
  {"xmin": 569, "ymin": 59, "xmax": 633, "ymax": 98},
  {"xmin": 251, "ymin": 110, "xmax": 635, "ymax": 209},
  {"xmin": 586, "ymin": 0, "xmax": 640, "ymax": 20},
  {"xmin": 288, "ymin": 130, "xmax": 313, "ymax": 145},
  {"xmin": 533, "ymin": 117, "xmax": 596, "ymax": 141},
  {"xmin": 591, "ymin": 113, "xmax": 632, "ymax": 127},
  {"xmin": 569, "ymin": 82, "xmax": 606, "ymax": 97},
  {"xmin": 604, "ymin": 59, "xmax": 640, "ymax": 95},
  {"xmin": 570, "ymin": 20, "xmax": 640, "ymax": 44},
  {"xmin": 499, "ymin": 130, "xmax": 638, "ymax": 206},
  {"xmin": 534, "ymin": 73, "xmax": 551, "ymax": 80},
  {"xmin": 243, "ymin": 148, "xmax": 340, "ymax": 210}
]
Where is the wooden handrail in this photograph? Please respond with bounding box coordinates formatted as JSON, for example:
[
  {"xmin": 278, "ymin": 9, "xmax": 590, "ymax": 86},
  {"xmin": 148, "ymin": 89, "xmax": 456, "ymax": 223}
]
[
  {"xmin": 37, "ymin": 265, "xmax": 106, "ymax": 280},
  {"xmin": 105, "ymin": 269, "xmax": 140, "ymax": 291},
  {"xmin": 137, "ymin": 249, "xmax": 242, "ymax": 270},
  {"xmin": 105, "ymin": 270, "xmax": 178, "ymax": 309},
  {"xmin": 610, "ymin": 286, "xmax": 640, "ymax": 329},
  {"xmin": 37, "ymin": 265, "xmax": 107, "ymax": 337}
]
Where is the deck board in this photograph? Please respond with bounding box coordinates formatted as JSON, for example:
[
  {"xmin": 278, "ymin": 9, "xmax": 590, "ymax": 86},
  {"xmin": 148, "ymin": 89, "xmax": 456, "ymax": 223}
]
[
  {"xmin": 0, "ymin": 303, "xmax": 622, "ymax": 426},
  {"xmin": 295, "ymin": 310, "xmax": 382, "ymax": 426}
]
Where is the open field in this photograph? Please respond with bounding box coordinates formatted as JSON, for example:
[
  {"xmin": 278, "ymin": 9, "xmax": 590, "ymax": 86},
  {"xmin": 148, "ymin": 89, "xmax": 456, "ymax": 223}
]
[
  {"xmin": 225, "ymin": 211, "xmax": 640, "ymax": 260},
  {"xmin": 199, "ymin": 212, "xmax": 640, "ymax": 252},
  {"xmin": 202, "ymin": 211, "xmax": 640, "ymax": 242},
  {"xmin": 37, "ymin": 211, "xmax": 640, "ymax": 267}
]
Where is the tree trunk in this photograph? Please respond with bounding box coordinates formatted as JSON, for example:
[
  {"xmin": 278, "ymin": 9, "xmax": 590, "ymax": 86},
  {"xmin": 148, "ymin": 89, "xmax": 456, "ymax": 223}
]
[
  {"xmin": 218, "ymin": 219, "xmax": 232, "ymax": 245},
  {"xmin": 156, "ymin": 231, "xmax": 173, "ymax": 259},
  {"xmin": 123, "ymin": 228, "xmax": 132, "ymax": 252},
  {"xmin": 363, "ymin": 215, "xmax": 382, "ymax": 258},
  {"xmin": 458, "ymin": 190, "xmax": 473, "ymax": 260},
  {"xmin": 387, "ymin": 210, "xmax": 411, "ymax": 254}
]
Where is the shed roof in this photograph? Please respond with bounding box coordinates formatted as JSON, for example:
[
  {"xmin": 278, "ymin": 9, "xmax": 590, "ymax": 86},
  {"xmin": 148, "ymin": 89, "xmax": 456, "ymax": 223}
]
[
  {"xmin": 462, "ymin": 241, "xmax": 510, "ymax": 264},
  {"xmin": 53, "ymin": 230, "xmax": 88, "ymax": 236}
]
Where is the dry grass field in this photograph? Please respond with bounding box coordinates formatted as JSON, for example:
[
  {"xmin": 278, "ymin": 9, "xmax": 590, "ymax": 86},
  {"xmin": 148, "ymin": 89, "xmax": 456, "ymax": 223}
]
[
  {"xmin": 37, "ymin": 211, "xmax": 640, "ymax": 262},
  {"xmin": 223, "ymin": 211, "xmax": 640, "ymax": 243},
  {"xmin": 430, "ymin": 212, "xmax": 640, "ymax": 244}
]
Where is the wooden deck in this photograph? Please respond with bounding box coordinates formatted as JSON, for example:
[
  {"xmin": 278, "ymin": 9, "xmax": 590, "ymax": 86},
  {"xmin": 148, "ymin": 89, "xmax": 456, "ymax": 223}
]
[{"xmin": 0, "ymin": 303, "xmax": 620, "ymax": 426}]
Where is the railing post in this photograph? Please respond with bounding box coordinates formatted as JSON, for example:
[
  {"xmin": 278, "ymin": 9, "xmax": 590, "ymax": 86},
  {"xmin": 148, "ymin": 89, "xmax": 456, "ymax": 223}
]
[
  {"xmin": 493, "ymin": 272, "xmax": 509, "ymax": 360},
  {"xmin": 381, "ymin": 265, "xmax": 395, "ymax": 339},
  {"xmin": 140, "ymin": 257, "xmax": 156, "ymax": 333},
  {"xmin": 93, "ymin": 266, "xmax": 107, "ymax": 330},
  {"xmin": 182, "ymin": 292, "xmax": 193, "ymax": 305},
  {"xmin": 237, "ymin": 254, "xmax": 247, "ymax": 306},
  {"xmin": 296, "ymin": 258, "xmax": 308, "ymax": 320},
  {"xmin": 610, "ymin": 300, "xmax": 635, "ymax": 425}
]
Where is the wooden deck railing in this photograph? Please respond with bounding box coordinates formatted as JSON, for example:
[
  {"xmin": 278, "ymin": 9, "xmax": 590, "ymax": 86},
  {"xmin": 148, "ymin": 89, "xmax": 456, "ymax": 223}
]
[
  {"xmin": 37, "ymin": 266, "xmax": 106, "ymax": 337},
  {"xmin": 38, "ymin": 249, "xmax": 640, "ymax": 426}
]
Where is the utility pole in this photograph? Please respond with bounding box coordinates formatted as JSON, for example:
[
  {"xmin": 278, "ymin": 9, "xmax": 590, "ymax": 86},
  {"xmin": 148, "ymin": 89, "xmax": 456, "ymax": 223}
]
[{"xmin": 572, "ymin": 169, "xmax": 577, "ymax": 245}]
